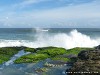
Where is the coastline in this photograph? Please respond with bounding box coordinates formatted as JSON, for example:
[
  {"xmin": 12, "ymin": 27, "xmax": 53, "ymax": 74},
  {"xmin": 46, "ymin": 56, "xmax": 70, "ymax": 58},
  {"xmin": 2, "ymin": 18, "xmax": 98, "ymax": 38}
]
[{"xmin": 0, "ymin": 45, "xmax": 99, "ymax": 75}]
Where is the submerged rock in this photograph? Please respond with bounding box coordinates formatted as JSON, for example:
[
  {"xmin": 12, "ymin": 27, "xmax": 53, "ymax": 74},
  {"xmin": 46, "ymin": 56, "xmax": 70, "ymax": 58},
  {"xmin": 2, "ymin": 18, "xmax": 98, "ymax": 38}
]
[{"xmin": 35, "ymin": 67, "xmax": 49, "ymax": 73}]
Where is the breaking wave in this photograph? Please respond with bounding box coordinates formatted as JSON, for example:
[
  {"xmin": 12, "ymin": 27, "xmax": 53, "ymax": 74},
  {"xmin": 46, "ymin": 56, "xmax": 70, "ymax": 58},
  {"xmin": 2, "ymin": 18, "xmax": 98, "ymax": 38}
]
[{"xmin": 0, "ymin": 29, "xmax": 99, "ymax": 49}]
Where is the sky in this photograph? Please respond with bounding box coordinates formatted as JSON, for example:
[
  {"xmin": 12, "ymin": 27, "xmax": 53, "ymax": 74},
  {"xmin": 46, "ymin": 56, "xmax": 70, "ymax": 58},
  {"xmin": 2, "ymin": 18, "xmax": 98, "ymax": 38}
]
[{"xmin": 0, "ymin": 0, "xmax": 100, "ymax": 28}]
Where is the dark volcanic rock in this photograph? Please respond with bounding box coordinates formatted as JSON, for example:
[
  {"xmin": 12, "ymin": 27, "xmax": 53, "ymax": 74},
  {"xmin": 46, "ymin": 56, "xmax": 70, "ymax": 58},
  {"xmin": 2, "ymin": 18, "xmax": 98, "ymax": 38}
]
[
  {"xmin": 78, "ymin": 50, "xmax": 100, "ymax": 60},
  {"xmin": 67, "ymin": 49, "xmax": 100, "ymax": 75},
  {"xmin": 95, "ymin": 45, "xmax": 100, "ymax": 49}
]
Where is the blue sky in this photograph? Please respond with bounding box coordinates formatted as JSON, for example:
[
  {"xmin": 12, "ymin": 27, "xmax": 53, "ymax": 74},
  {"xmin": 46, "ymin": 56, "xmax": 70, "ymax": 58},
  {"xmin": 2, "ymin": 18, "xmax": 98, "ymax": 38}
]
[{"xmin": 0, "ymin": 0, "xmax": 100, "ymax": 28}]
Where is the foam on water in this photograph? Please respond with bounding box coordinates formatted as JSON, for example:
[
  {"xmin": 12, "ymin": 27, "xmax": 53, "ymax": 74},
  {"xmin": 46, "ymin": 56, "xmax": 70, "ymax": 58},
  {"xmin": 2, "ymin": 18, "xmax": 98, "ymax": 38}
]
[{"xmin": 0, "ymin": 29, "xmax": 99, "ymax": 49}]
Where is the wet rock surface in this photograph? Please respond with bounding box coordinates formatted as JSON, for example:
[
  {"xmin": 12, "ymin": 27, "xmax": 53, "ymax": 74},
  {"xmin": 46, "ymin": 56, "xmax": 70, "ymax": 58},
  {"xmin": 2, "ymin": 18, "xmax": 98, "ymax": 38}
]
[
  {"xmin": 67, "ymin": 48, "xmax": 100, "ymax": 75},
  {"xmin": 95, "ymin": 45, "xmax": 100, "ymax": 49}
]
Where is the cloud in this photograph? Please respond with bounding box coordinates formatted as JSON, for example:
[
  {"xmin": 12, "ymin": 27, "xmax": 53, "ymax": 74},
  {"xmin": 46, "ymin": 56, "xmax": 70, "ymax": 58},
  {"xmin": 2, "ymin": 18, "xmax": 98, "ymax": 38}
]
[
  {"xmin": 19, "ymin": 0, "xmax": 44, "ymax": 6},
  {"xmin": 2, "ymin": 0, "xmax": 95, "ymax": 11},
  {"xmin": 0, "ymin": 0, "xmax": 100, "ymax": 28},
  {"xmin": 12, "ymin": 0, "xmax": 49, "ymax": 9},
  {"xmin": 0, "ymin": 0, "xmax": 95, "ymax": 12}
]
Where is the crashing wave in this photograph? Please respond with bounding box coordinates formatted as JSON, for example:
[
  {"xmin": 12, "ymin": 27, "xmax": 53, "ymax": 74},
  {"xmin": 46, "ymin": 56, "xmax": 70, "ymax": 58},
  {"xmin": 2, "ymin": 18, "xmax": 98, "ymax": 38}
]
[{"xmin": 0, "ymin": 29, "xmax": 99, "ymax": 49}]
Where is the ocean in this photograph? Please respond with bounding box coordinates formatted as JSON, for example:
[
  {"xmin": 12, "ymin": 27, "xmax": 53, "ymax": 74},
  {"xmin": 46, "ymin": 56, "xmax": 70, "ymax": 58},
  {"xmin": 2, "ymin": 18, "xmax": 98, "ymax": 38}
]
[
  {"xmin": 0, "ymin": 28, "xmax": 100, "ymax": 75},
  {"xmin": 0, "ymin": 28, "xmax": 100, "ymax": 49}
]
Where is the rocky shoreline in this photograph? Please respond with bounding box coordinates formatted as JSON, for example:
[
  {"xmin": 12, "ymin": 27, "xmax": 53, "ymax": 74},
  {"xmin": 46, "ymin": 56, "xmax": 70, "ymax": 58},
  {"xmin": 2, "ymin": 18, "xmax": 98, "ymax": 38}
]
[
  {"xmin": 66, "ymin": 45, "xmax": 100, "ymax": 75},
  {"xmin": 0, "ymin": 45, "xmax": 100, "ymax": 74}
]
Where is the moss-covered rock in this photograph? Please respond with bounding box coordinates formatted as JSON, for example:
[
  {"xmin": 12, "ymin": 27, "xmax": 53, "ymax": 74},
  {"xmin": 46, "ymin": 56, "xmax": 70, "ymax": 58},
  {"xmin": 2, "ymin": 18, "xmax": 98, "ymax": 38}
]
[
  {"xmin": 35, "ymin": 67, "xmax": 49, "ymax": 73},
  {"xmin": 14, "ymin": 47, "xmax": 67, "ymax": 64},
  {"xmin": 66, "ymin": 47, "xmax": 94, "ymax": 56},
  {"xmin": 24, "ymin": 47, "xmax": 36, "ymax": 53},
  {"xmin": 37, "ymin": 47, "xmax": 67, "ymax": 57},
  {"xmin": 0, "ymin": 47, "xmax": 21, "ymax": 56},
  {"xmin": 14, "ymin": 47, "xmax": 93, "ymax": 64},
  {"xmin": 14, "ymin": 53, "xmax": 50, "ymax": 63},
  {"xmin": 0, "ymin": 47, "xmax": 21, "ymax": 64},
  {"xmin": 36, "ymin": 46, "xmax": 57, "ymax": 50},
  {"xmin": 0, "ymin": 46, "xmax": 93, "ymax": 64},
  {"xmin": 51, "ymin": 55, "xmax": 70, "ymax": 62}
]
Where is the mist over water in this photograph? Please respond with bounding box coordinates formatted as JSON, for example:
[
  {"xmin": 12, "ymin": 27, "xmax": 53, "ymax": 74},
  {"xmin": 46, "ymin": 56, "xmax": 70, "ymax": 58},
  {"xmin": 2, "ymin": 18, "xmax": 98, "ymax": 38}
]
[{"xmin": 0, "ymin": 28, "xmax": 100, "ymax": 49}]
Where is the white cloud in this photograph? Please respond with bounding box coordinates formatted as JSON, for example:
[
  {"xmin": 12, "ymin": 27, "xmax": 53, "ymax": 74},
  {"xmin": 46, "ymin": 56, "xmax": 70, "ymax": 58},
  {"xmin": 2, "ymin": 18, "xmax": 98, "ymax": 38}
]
[
  {"xmin": 20, "ymin": 0, "xmax": 43, "ymax": 6},
  {"xmin": 0, "ymin": 0, "xmax": 100, "ymax": 28},
  {"xmin": 13, "ymin": 0, "xmax": 49, "ymax": 9}
]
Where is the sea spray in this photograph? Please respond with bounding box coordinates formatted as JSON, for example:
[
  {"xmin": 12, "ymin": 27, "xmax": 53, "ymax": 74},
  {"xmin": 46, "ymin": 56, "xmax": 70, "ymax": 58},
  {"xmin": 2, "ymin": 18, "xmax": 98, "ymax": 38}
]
[{"xmin": 0, "ymin": 29, "xmax": 99, "ymax": 49}]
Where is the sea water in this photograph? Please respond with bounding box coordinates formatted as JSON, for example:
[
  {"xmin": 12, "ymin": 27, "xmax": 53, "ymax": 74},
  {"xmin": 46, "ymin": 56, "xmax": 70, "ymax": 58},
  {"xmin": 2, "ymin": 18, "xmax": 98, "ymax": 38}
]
[{"xmin": 0, "ymin": 28, "xmax": 100, "ymax": 48}]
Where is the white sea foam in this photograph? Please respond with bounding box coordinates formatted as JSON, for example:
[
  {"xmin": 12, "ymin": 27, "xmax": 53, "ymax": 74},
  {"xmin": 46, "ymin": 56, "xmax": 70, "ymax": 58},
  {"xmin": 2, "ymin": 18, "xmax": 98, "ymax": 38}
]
[
  {"xmin": 0, "ymin": 29, "xmax": 99, "ymax": 49},
  {"xmin": 35, "ymin": 27, "xmax": 49, "ymax": 32}
]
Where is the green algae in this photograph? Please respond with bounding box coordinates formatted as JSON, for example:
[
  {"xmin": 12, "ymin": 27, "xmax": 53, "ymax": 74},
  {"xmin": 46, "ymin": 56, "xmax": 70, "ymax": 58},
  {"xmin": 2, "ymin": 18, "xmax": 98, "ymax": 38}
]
[
  {"xmin": 14, "ymin": 54, "xmax": 50, "ymax": 63},
  {"xmin": 24, "ymin": 47, "xmax": 36, "ymax": 53},
  {"xmin": 65, "ymin": 47, "xmax": 94, "ymax": 56},
  {"xmin": 51, "ymin": 56, "xmax": 70, "ymax": 62},
  {"xmin": 0, "ymin": 47, "xmax": 21, "ymax": 64},
  {"xmin": 14, "ymin": 47, "xmax": 94, "ymax": 64},
  {"xmin": 0, "ymin": 46, "xmax": 94, "ymax": 64},
  {"xmin": 36, "ymin": 47, "xmax": 67, "ymax": 57}
]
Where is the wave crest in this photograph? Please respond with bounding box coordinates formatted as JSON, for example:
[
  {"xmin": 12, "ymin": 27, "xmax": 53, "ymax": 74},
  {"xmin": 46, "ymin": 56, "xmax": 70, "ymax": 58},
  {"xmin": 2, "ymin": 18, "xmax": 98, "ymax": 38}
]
[{"xmin": 0, "ymin": 29, "xmax": 99, "ymax": 49}]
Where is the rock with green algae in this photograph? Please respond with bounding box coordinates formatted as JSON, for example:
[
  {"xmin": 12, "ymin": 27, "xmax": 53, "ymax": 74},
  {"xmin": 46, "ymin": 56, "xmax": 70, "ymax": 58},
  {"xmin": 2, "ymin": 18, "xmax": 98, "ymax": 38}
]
[
  {"xmin": 51, "ymin": 47, "xmax": 93, "ymax": 63},
  {"xmin": 14, "ymin": 47, "xmax": 67, "ymax": 64},
  {"xmin": 35, "ymin": 67, "xmax": 49, "ymax": 73},
  {"xmin": 36, "ymin": 46, "xmax": 67, "ymax": 57},
  {"xmin": 0, "ymin": 47, "xmax": 21, "ymax": 64},
  {"xmin": 65, "ymin": 47, "xmax": 94, "ymax": 56},
  {"xmin": 14, "ymin": 53, "xmax": 50, "ymax": 63},
  {"xmin": 51, "ymin": 55, "xmax": 70, "ymax": 62},
  {"xmin": 24, "ymin": 47, "xmax": 36, "ymax": 53},
  {"xmin": 14, "ymin": 46, "xmax": 94, "ymax": 64},
  {"xmin": 0, "ymin": 46, "xmax": 94, "ymax": 64}
]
